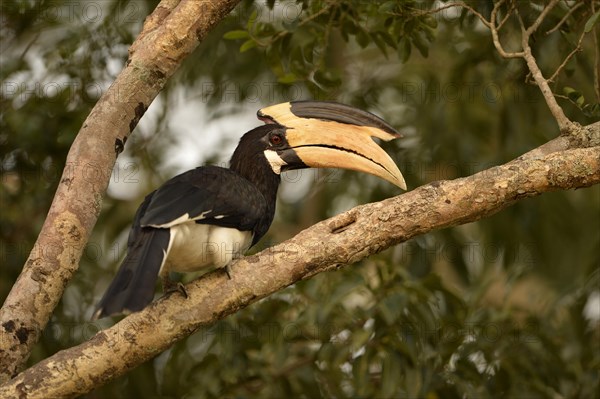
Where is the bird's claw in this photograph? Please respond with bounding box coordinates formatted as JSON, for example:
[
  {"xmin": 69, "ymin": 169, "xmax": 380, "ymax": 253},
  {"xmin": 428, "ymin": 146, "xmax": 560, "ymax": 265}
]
[
  {"xmin": 174, "ymin": 282, "xmax": 189, "ymax": 299},
  {"xmin": 162, "ymin": 277, "xmax": 188, "ymax": 299}
]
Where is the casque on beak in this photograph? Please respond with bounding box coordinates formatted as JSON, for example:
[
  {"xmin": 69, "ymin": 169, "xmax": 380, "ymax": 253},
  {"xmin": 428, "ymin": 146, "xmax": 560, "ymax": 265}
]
[{"xmin": 258, "ymin": 101, "xmax": 407, "ymax": 190}]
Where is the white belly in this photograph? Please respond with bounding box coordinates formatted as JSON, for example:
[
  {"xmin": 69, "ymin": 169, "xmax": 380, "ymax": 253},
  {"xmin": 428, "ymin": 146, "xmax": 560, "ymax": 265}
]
[{"xmin": 159, "ymin": 222, "xmax": 253, "ymax": 274}]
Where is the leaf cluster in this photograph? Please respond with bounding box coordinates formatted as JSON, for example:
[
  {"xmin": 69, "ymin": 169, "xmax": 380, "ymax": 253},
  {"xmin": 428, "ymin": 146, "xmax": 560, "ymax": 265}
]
[{"xmin": 223, "ymin": 0, "xmax": 440, "ymax": 96}]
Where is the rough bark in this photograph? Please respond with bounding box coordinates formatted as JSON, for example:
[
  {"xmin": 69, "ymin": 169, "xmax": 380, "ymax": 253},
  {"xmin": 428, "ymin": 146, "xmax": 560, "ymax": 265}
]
[
  {"xmin": 0, "ymin": 0, "xmax": 242, "ymax": 382},
  {"xmin": 1, "ymin": 145, "xmax": 598, "ymax": 399},
  {"xmin": 516, "ymin": 121, "xmax": 600, "ymax": 161}
]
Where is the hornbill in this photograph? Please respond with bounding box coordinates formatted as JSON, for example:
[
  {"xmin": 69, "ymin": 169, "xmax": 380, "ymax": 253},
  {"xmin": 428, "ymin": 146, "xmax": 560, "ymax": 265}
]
[{"xmin": 93, "ymin": 101, "xmax": 406, "ymax": 319}]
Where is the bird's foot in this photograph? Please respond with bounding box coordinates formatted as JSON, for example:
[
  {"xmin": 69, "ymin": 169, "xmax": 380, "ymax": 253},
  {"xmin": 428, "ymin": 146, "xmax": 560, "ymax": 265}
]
[
  {"xmin": 174, "ymin": 282, "xmax": 189, "ymax": 298},
  {"xmin": 162, "ymin": 277, "xmax": 189, "ymax": 299},
  {"xmin": 224, "ymin": 264, "xmax": 232, "ymax": 280}
]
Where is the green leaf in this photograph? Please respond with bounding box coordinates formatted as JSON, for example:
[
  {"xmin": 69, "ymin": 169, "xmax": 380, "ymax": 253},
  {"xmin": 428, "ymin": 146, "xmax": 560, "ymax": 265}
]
[
  {"xmin": 563, "ymin": 86, "xmax": 584, "ymax": 107},
  {"xmin": 378, "ymin": 30, "xmax": 397, "ymax": 49},
  {"xmin": 239, "ymin": 39, "xmax": 257, "ymax": 53},
  {"xmin": 398, "ymin": 36, "xmax": 412, "ymax": 63},
  {"xmin": 247, "ymin": 9, "xmax": 258, "ymax": 30},
  {"xmin": 381, "ymin": 352, "xmax": 402, "ymax": 397},
  {"xmin": 356, "ymin": 29, "xmax": 370, "ymax": 48},
  {"xmin": 223, "ymin": 30, "xmax": 249, "ymax": 40},
  {"xmin": 351, "ymin": 329, "xmax": 371, "ymax": 352},
  {"xmin": 584, "ymin": 10, "xmax": 600, "ymax": 33},
  {"xmin": 422, "ymin": 24, "xmax": 436, "ymax": 42},
  {"xmin": 353, "ymin": 353, "xmax": 370, "ymax": 396},
  {"xmin": 371, "ymin": 32, "xmax": 389, "ymax": 58},
  {"xmin": 342, "ymin": 19, "xmax": 359, "ymax": 36},
  {"xmin": 412, "ymin": 32, "xmax": 429, "ymax": 57}
]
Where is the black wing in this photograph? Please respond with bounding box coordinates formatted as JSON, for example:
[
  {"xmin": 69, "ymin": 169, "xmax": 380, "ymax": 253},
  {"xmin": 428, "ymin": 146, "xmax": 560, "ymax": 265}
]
[
  {"xmin": 93, "ymin": 166, "xmax": 269, "ymax": 319},
  {"xmin": 139, "ymin": 165, "xmax": 268, "ymax": 234}
]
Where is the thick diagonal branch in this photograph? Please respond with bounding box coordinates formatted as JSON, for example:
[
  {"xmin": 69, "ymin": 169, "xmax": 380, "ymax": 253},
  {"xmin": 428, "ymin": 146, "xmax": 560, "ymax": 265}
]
[
  {"xmin": 0, "ymin": 0, "xmax": 242, "ymax": 382},
  {"xmin": 1, "ymin": 145, "xmax": 598, "ymax": 399}
]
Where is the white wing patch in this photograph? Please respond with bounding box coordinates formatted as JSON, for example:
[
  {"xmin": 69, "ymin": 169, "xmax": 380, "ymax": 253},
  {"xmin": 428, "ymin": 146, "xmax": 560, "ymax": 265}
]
[{"xmin": 148, "ymin": 210, "xmax": 212, "ymax": 228}]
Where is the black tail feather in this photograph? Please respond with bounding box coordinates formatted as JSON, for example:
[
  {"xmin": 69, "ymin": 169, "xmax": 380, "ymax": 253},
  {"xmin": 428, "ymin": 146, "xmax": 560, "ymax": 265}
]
[{"xmin": 92, "ymin": 228, "xmax": 170, "ymax": 319}]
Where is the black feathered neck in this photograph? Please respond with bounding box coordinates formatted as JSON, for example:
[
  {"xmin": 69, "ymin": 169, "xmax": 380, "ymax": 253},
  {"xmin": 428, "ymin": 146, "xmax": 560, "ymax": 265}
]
[{"xmin": 229, "ymin": 125, "xmax": 281, "ymax": 244}]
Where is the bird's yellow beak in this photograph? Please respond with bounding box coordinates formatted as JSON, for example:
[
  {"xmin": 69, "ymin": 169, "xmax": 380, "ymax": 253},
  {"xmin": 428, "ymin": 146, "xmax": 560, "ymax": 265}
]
[{"xmin": 258, "ymin": 101, "xmax": 406, "ymax": 190}]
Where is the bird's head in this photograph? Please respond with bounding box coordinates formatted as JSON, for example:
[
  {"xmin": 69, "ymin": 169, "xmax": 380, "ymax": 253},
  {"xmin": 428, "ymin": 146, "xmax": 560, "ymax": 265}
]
[{"xmin": 231, "ymin": 101, "xmax": 406, "ymax": 190}]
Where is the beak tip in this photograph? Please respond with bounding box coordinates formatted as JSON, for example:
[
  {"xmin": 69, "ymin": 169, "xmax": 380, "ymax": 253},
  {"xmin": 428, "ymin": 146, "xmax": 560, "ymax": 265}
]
[{"xmin": 394, "ymin": 176, "xmax": 407, "ymax": 191}]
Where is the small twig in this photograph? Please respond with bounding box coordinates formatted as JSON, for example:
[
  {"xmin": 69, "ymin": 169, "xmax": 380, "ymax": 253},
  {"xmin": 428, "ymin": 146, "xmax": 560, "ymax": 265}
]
[
  {"xmin": 548, "ymin": 27, "xmax": 587, "ymax": 83},
  {"xmin": 490, "ymin": 0, "xmax": 525, "ymax": 58},
  {"xmin": 497, "ymin": 1, "xmax": 516, "ymax": 31},
  {"xmin": 546, "ymin": 1, "xmax": 584, "ymax": 35},
  {"xmin": 521, "ymin": 40, "xmax": 574, "ymax": 131},
  {"xmin": 410, "ymin": 2, "xmax": 491, "ymax": 28},
  {"xmin": 258, "ymin": 3, "xmax": 334, "ymax": 47},
  {"xmin": 525, "ymin": 0, "xmax": 561, "ymax": 38},
  {"xmin": 525, "ymin": 71, "xmax": 535, "ymax": 86},
  {"xmin": 553, "ymin": 93, "xmax": 582, "ymax": 108},
  {"xmin": 516, "ymin": 4, "xmax": 575, "ymax": 131}
]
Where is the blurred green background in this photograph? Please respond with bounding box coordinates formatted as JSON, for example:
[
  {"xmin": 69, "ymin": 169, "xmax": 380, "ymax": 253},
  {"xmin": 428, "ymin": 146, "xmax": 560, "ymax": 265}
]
[{"xmin": 1, "ymin": 0, "xmax": 599, "ymax": 397}]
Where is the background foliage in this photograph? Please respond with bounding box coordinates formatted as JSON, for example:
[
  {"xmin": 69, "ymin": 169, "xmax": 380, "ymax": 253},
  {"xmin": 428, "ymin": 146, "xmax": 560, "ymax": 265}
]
[{"xmin": 1, "ymin": 0, "xmax": 599, "ymax": 397}]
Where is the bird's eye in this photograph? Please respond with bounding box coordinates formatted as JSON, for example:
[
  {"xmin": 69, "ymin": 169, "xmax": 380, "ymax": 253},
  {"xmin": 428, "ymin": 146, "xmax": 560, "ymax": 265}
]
[{"xmin": 269, "ymin": 134, "xmax": 283, "ymax": 146}]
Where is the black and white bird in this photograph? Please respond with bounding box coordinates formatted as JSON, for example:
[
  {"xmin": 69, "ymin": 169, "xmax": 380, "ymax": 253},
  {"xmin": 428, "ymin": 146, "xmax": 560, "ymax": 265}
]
[{"xmin": 93, "ymin": 101, "xmax": 406, "ymax": 319}]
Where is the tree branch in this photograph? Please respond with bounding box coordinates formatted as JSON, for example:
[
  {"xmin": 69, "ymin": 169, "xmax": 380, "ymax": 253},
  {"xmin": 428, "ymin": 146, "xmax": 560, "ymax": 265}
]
[
  {"xmin": 520, "ymin": 39, "xmax": 575, "ymax": 132},
  {"xmin": 1, "ymin": 143, "xmax": 598, "ymax": 399},
  {"xmin": 0, "ymin": 0, "xmax": 242, "ymax": 382},
  {"xmin": 512, "ymin": 121, "xmax": 599, "ymax": 163},
  {"xmin": 512, "ymin": 4, "xmax": 576, "ymax": 132}
]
